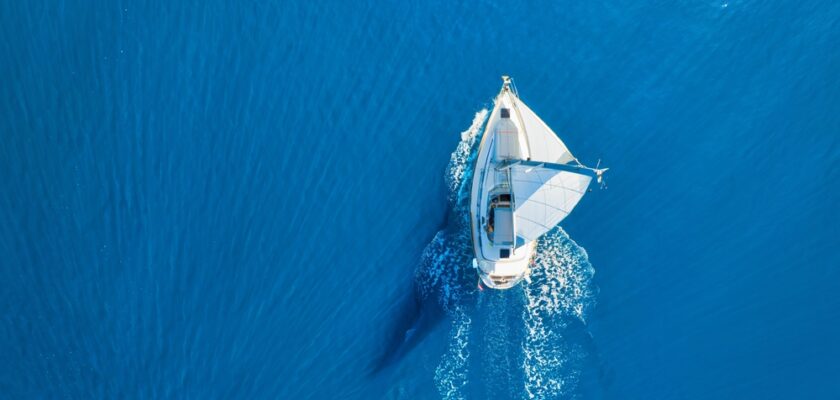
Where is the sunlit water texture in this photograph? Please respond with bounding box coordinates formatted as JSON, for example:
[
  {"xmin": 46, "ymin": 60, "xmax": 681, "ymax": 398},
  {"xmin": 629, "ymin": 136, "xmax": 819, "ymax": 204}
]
[{"xmin": 2, "ymin": 1, "xmax": 838, "ymax": 399}]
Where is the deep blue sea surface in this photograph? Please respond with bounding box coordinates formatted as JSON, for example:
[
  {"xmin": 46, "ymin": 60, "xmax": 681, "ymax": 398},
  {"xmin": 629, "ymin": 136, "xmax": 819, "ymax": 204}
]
[{"xmin": 2, "ymin": 1, "xmax": 839, "ymax": 399}]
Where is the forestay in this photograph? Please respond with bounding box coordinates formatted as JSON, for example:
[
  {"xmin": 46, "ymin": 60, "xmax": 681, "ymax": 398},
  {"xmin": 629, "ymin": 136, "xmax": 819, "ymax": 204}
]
[
  {"xmin": 514, "ymin": 98, "xmax": 576, "ymax": 164},
  {"xmin": 511, "ymin": 164, "xmax": 591, "ymax": 243}
]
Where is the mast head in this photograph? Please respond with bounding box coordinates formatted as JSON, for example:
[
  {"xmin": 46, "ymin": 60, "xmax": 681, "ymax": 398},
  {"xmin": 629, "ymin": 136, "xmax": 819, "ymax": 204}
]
[{"xmin": 501, "ymin": 76, "xmax": 518, "ymax": 96}]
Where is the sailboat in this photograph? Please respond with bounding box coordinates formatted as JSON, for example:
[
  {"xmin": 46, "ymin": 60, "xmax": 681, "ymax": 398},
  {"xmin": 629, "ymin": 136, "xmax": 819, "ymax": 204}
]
[{"xmin": 470, "ymin": 76, "xmax": 607, "ymax": 290}]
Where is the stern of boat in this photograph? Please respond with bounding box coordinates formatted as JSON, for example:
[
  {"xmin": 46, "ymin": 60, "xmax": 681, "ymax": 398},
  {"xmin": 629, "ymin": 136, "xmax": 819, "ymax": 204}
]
[{"xmin": 472, "ymin": 242, "xmax": 534, "ymax": 290}]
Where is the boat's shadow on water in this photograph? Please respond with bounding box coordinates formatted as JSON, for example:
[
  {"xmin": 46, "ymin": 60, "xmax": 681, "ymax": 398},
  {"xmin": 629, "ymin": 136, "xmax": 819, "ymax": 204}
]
[
  {"xmin": 369, "ymin": 219, "xmax": 475, "ymax": 376},
  {"xmin": 369, "ymin": 282, "xmax": 445, "ymax": 375}
]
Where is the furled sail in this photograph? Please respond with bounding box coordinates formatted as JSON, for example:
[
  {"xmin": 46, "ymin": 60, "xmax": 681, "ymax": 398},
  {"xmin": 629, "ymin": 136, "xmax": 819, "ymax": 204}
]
[
  {"xmin": 510, "ymin": 164, "xmax": 592, "ymax": 242},
  {"xmin": 514, "ymin": 98, "xmax": 576, "ymax": 165}
]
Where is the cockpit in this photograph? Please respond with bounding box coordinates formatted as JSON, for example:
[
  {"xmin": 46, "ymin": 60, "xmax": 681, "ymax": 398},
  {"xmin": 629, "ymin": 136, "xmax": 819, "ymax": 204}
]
[{"xmin": 485, "ymin": 192, "xmax": 514, "ymax": 252}]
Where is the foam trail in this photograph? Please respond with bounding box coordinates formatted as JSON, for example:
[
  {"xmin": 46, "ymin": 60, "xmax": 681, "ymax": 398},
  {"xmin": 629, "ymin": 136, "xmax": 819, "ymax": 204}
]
[
  {"xmin": 414, "ymin": 229, "xmax": 472, "ymax": 400},
  {"xmin": 446, "ymin": 109, "xmax": 488, "ymax": 210},
  {"xmin": 433, "ymin": 307, "xmax": 471, "ymax": 400},
  {"xmin": 522, "ymin": 230, "xmax": 595, "ymax": 399},
  {"xmin": 414, "ymin": 110, "xmax": 487, "ymax": 400}
]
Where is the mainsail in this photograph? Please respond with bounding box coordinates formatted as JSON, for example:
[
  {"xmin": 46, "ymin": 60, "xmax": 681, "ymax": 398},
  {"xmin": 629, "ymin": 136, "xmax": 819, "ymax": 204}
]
[
  {"xmin": 513, "ymin": 98, "xmax": 576, "ymax": 165},
  {"xmin": 510, "ymin": 163, "xmax": 592, "ymax": 242}
]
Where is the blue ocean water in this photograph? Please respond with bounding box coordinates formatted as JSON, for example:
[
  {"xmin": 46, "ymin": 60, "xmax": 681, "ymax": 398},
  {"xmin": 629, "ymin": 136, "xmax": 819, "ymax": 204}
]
[{"xmin": 1, "ymin": 0, "xmax": 839, "ymax": 398}]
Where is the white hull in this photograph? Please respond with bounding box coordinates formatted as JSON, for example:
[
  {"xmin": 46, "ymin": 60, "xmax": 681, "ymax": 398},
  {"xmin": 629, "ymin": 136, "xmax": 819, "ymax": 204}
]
[{"xmin": 469, "ymin": 81, "xmax": 533, "ymax": 289}]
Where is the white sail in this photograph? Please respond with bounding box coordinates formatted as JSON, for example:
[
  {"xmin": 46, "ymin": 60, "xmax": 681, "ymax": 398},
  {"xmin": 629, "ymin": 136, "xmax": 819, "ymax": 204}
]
[
  {"xmin": 514, "ymin": 98, "xmax": 576, "ymax": 165},
  {"xmin": 510, "ymin": 164, "xmax": 592, "ymax": 242}
]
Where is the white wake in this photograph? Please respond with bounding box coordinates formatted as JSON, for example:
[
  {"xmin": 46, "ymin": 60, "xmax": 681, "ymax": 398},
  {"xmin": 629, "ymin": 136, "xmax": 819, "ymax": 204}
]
[{"xmin": 523, "ymin": 230, "xmax": 595, "ymax": 399}]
